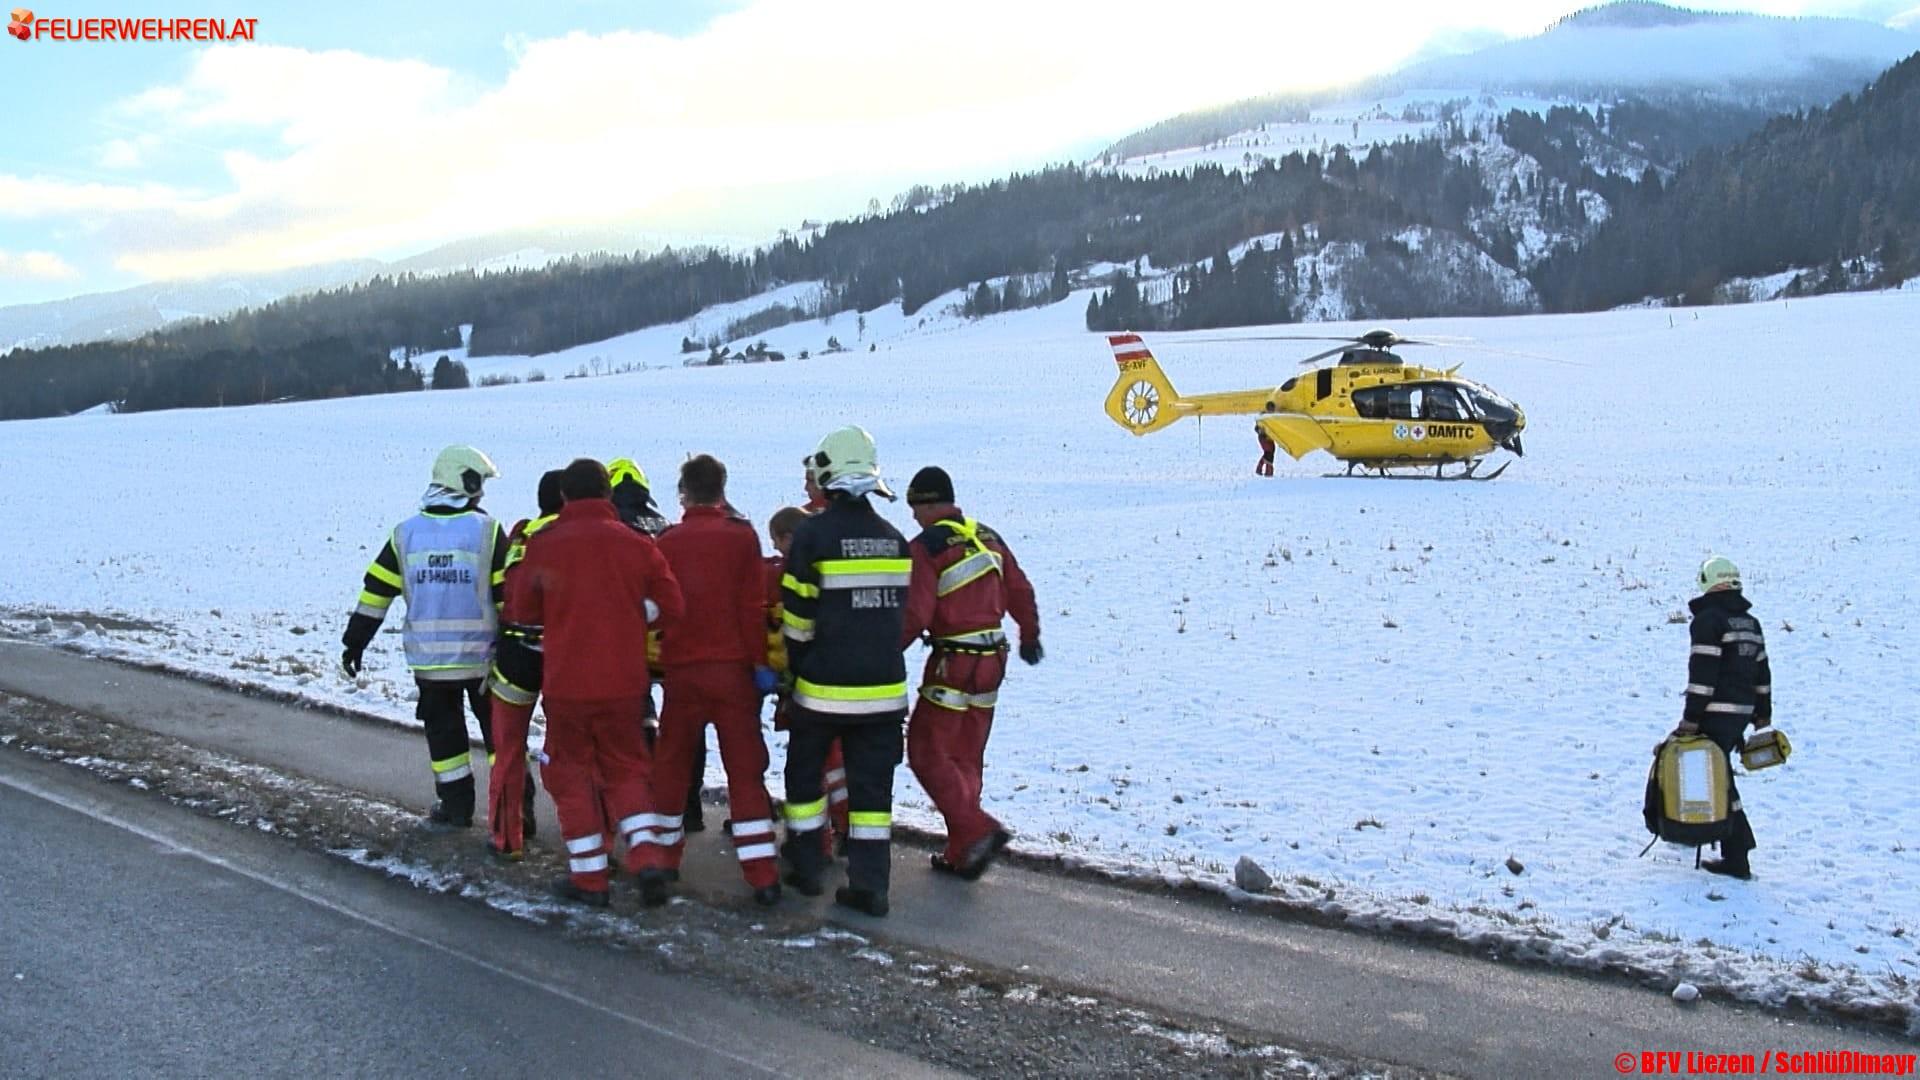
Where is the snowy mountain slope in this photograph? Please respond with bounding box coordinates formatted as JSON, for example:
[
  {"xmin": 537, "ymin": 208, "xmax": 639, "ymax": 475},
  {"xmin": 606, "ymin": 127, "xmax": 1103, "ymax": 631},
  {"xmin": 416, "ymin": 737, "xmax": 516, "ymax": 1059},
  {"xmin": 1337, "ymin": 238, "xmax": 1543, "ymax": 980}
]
[
  {"xmin": 0, "ymin": 261, "xmax": 382, "ymax": 353},
  {"xmin": 1106, "ymin": 2, "xmax": 1918, "ymax": 163},
  {"xmin": 1395, "ymin": 3, "xmax": 1918, "ymax": 101},
  {"xmin": 0, "ymin": 224, "xmax": 687, "ymax": 354},
  {"xmin": 1, "ymin": 290, "xmax": 1916, "ymax": 1027}
]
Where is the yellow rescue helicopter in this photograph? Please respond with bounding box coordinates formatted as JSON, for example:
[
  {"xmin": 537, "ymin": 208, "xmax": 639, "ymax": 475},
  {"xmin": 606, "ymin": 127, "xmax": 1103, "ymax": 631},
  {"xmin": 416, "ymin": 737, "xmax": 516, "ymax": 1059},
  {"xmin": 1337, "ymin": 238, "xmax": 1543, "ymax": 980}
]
[{"xmin": 1102, "ymin": 329, "xmax": 1528, "ymax": 480}]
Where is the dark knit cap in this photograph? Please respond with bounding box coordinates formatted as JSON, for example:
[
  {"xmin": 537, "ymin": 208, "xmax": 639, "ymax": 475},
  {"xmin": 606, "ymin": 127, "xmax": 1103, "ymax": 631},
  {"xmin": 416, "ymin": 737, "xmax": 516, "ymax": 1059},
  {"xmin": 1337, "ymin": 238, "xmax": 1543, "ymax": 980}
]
[{"xmin": 906, "ymin": 466, "xmax": 955, "ymax": 506}]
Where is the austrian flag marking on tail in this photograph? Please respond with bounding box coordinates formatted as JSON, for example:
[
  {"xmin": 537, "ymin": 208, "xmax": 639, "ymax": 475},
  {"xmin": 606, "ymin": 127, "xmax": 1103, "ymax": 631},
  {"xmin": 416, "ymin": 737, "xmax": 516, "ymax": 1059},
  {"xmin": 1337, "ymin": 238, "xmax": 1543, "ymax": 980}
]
[{"xmin": 1108, "ymin": 333, "xmax": 1151, "ymax": 367}]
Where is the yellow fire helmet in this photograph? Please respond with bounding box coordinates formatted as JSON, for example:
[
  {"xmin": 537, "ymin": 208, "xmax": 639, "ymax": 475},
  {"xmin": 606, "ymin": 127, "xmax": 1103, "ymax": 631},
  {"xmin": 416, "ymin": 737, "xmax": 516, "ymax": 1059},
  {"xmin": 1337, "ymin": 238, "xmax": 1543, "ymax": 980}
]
[{"xmin": 606, "ymin": 458, "xmax": 649, "ymax": 491}]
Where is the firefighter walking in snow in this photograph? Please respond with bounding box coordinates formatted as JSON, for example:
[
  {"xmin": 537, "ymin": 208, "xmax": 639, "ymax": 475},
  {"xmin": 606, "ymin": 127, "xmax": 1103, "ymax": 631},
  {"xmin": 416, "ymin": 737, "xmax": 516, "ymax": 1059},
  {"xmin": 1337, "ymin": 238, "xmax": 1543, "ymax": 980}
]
[
  {"xmin": 901, "ymin": 466, "xmax": 1041, "ymax": 879},
  {"xmin": 509, "ymin": 458, "xmax": 685, "ymax": 907},
  {"xmin": 341, "ymin": 445, "xmax": 509, "ymax": 828},
  {"xmin": 1678, "ymin": 555, "xmax": 1774, "ymax": 880},
  {"xmin": 483, "ymin": 468, "xmax": 565, "ymax": 859},
  {"xmin": 648, "ymin": 455, "xmax": 783, "ymax": 906},
  {"xmin": 779, "ymin": 426, "xmax": 911, "ymax": 917}
]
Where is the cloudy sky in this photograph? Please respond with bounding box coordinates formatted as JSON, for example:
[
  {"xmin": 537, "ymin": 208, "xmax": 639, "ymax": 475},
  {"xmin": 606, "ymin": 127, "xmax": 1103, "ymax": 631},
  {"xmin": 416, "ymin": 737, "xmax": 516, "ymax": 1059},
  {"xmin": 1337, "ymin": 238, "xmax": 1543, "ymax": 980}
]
[{"xmin": 0, "ymin": 0, "xmax": 1915, "ymax": 306}]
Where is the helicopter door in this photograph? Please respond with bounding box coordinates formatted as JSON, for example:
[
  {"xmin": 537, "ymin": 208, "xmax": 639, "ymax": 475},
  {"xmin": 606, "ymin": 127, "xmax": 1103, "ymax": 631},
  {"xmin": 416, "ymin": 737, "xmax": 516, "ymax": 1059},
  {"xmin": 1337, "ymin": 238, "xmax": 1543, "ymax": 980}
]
[{"xmin": 1316, "ymin": 368, "xmax": 1332, "ymax": 400}]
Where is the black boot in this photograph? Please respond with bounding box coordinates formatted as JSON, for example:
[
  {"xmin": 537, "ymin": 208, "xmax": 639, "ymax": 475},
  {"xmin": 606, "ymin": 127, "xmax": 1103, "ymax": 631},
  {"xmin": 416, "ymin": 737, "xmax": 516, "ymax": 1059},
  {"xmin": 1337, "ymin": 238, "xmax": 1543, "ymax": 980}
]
[
  {"xmin": 637, "ymin": 869, "xmax": 672, "ymax": 908},
  {"xmin": 958, "ymin": 828, "xmax": 1012, "ymax": 878},
  {"xmin": 931, "ymin": 854, "xmax": 983, "ymax": 882},
  {"xmin": 780, "ymin": 831, "xmax": 826, "ymax": 896},
  {"xmin": 551, "ymin": 876, "xmax": 610, "ymax": 908},
  {"xmin": 426, "ymin": 800, "xmax": 472, "ymax": 829},
  {"xmin": 1702, "ymin": 857, "xmax": 1752, "ymax": 880},
  {"xmin": 834, "ymin": 886, "xmax": 889, "ymax": 917}
]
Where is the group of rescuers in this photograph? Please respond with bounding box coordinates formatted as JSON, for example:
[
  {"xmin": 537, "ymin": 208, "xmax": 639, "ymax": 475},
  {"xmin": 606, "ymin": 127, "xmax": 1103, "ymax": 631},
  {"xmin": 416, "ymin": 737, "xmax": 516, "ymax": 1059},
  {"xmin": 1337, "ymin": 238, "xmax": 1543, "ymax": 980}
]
[{"xmin": 341, "ymin": 428, "xmax": 1041, "ymax": 916}]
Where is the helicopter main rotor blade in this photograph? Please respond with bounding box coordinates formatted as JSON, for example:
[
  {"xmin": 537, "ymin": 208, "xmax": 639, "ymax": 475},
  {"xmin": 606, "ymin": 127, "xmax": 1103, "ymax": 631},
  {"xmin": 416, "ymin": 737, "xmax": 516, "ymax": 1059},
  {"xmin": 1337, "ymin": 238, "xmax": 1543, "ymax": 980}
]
[
  {"xmin": 1297, "ymin": 344, "xmax": 1354, "ymax": 365},
  {"xmin": 1195, "ymin": 334, "xmax": 1373, "ymax": 344}
]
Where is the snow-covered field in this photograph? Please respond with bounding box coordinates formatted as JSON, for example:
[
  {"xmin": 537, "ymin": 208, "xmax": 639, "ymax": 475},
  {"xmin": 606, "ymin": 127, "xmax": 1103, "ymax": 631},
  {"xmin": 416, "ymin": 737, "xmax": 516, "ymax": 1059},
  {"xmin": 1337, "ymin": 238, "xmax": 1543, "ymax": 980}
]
[{"xmin": 2, "ymin": 288, "xmax": 1916, "ymax": 1026}]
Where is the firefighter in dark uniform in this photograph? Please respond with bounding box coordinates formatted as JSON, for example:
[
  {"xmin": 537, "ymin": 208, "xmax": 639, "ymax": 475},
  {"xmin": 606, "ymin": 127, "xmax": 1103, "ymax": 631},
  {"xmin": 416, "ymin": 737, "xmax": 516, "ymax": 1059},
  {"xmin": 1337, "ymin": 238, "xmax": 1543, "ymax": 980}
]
[
  {"xmin": 1679, "ymin": 555, "xmax": 1774, "ymax": 879},
  {"xmin": 778, "ymin": 426, "xmax": 910, "ymax": 917},
  {"xmin": 341, "ymin": 445, "xmax": 510, "ymax": 828}
]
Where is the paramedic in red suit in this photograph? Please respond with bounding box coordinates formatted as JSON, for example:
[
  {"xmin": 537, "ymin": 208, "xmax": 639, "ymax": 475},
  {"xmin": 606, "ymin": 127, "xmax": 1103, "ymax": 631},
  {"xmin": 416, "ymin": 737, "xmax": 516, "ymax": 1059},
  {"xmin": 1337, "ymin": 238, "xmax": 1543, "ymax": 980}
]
[
  {"xmin": 900, "ymin": 466, "xmax": 1041, "ymax": 879},
  {"xmin": 648, "ymin": 455, "xmax": 783, "ymax": 906},
  {"xmin": 511, "ymin": 458, "xmax": 685, "ymax": 908}
]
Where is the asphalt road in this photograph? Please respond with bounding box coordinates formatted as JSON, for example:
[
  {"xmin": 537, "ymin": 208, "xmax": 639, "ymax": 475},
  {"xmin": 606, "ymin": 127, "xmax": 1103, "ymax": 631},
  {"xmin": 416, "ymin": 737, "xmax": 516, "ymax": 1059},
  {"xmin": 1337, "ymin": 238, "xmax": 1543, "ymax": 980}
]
[
  {"xmin": 0, "ymin": 746, "xmax": 943, "ymax": 1079},
  {"xmin": 1, "ymin": 639, "xmax": 1912, "ymax": 1078}
]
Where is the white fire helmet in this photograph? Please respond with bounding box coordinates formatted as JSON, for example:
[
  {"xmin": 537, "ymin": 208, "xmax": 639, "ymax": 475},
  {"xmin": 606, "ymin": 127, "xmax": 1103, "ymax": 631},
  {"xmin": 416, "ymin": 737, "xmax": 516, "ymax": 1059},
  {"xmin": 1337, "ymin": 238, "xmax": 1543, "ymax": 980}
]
[{"xmin": 431, "ymin": 445, "xmax": 499, "ymax": 498}]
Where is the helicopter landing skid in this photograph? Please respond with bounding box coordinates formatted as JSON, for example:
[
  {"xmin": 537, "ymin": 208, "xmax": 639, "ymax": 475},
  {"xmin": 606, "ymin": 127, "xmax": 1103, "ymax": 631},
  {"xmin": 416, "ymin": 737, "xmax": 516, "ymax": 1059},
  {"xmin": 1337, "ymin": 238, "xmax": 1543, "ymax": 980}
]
[{"xmin": 1328, "ymin": 459, "xmax": 1511, "ymax": 482}]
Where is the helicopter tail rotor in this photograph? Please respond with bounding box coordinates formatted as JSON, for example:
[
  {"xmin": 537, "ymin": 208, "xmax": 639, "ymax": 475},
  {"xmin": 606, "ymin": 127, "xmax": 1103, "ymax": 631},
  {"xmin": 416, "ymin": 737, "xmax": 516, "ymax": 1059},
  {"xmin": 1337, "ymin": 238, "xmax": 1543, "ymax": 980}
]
[{"xmin": 1103, "ymin": 333, "xmax": 1183, "ymax": 436}]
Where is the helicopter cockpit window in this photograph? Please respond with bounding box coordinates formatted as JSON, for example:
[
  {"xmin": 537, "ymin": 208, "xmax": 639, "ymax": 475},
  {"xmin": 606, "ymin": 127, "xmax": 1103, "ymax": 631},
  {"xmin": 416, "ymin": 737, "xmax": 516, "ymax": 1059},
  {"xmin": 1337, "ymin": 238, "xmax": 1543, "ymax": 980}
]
[
  {"xmin": 1461, "ymin": 386, "xmax": 1517, "ymax": 424},
  {"xmin": 1386, "ymin": 385, "xmax": 1418, "ymax": 420},
  {"xmin": 1420, "ymin": 385, "xmax": 1468, "ymax": 421},
  {"xmin": 1352, "ymin": 386, "xmax": 1389, "ymax": 420}
]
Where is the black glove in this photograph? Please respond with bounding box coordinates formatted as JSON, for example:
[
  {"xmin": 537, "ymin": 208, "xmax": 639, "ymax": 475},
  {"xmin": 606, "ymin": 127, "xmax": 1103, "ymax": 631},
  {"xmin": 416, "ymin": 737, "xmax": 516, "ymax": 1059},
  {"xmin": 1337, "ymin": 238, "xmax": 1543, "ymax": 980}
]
[
  {"xmin": 340, "ymin": 646, "xmax": 364, "ymax": 678},
  {"xmin": 1019, "ymin": 640, "xmax": 1044, "ymax": 666}
]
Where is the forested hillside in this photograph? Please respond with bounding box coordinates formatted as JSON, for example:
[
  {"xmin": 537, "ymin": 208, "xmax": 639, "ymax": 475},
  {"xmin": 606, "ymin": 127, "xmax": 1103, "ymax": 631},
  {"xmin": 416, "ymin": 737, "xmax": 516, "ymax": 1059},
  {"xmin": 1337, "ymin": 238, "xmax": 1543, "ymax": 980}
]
[{"xmin": 1533, "ymin": 50, "xmax": 1920, "ymax": 309}]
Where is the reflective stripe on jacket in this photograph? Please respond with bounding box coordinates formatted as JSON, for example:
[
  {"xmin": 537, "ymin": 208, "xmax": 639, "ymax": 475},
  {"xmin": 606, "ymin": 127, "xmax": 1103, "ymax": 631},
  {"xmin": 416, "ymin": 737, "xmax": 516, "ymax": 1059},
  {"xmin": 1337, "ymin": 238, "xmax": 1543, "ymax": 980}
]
[
  {"xmin": 900, "ymin": 504, "xmax": 1040, "ymax": 651},
  {"xmin": 1684, "ymin": 589, "xmax": 1773, "ymax": 726},
  {"xmin": 781, "ymin": 495, "xmax": 909, "ymax": 721}
]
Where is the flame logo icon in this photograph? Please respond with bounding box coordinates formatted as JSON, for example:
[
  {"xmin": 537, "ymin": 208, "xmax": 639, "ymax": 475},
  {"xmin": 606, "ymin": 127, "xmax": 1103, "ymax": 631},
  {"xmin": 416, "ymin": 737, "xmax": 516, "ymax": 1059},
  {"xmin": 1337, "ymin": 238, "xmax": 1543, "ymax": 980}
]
[{"xmin": 7, "ymin": 8, "xmax": 31, "ymax": 40}]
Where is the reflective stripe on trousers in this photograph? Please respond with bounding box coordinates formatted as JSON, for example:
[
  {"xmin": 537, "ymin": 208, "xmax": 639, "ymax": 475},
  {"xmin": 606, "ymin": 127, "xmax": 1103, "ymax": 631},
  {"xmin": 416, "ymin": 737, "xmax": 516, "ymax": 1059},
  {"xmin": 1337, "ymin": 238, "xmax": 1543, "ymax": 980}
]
[
  {"xmin": 731, "ymin": 818, "xmax": 777, "ymax": 862},
  {"xmin": 431, "ymin": 752, "xmax": 472, "ymax": 784},
  {"xmin": 784, "ymin": 796, "xmax": 828, "ymax": 833},
  {"xmin": 847, "ymin": 809, "xmax": 890, "ymax": 841}
]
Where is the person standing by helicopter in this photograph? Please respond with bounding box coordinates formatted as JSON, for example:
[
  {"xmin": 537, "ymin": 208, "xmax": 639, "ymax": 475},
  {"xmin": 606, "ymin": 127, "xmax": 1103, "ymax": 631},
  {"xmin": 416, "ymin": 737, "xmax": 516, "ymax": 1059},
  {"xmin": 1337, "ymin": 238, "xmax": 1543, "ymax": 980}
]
[
  {"xmin": 1675, "ymin": 555, "xmax": 1774, "ymax": 880},
  {"xmin": 1254, "ymin": 422, "xmax": 1277, "ymax": 477}
]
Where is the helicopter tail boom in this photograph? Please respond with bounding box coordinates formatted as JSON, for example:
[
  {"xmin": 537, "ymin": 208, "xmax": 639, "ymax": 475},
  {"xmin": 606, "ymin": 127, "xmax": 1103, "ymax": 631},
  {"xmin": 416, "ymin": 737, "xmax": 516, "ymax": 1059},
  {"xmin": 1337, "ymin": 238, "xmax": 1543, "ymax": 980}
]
[{"xmin": 1103, "ymin": 333, "xmax": 1183, "ymax": 436}]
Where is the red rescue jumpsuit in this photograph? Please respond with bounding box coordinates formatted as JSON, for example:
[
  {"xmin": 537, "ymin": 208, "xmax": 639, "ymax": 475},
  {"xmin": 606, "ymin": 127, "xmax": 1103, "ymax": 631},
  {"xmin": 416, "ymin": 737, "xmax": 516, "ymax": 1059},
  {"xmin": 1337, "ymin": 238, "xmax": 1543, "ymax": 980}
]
[
  {"xmin": 485, "ymin": 513, "xmax": 555, "ymax": 856},
  {"xmin": 647, "ymin": 505, "xmax": 778, "ymax": 888},
  {"xmin": 901, "ymin": 506, "xmax": 1039, "ymax": 868},
  {"xmin": 510, "ymin": 498, "xmax": 684, "ymax": 893}
]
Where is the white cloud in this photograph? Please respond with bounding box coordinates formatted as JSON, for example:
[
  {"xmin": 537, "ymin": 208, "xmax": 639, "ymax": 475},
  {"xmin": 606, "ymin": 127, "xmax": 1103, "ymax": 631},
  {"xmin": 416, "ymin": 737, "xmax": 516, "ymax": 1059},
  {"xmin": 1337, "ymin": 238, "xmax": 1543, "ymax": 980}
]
[
  {"xmin": 96, "ymin": 134, "xmax": 163, "ymax": 170},
  {"xmin": 0, "ymin": 250, "xmax": 81, "ymax": 281},
  {"xmin": 0, "ymin": 175, "xmax": 190, "ymax": 217},
  {"xmin": 77, "ymin": 0, "xmax": 1471, "ymax": 282},
  {"xmin": 11, "ymin": 0, "xmax": 1905, "ymax": 287}
]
